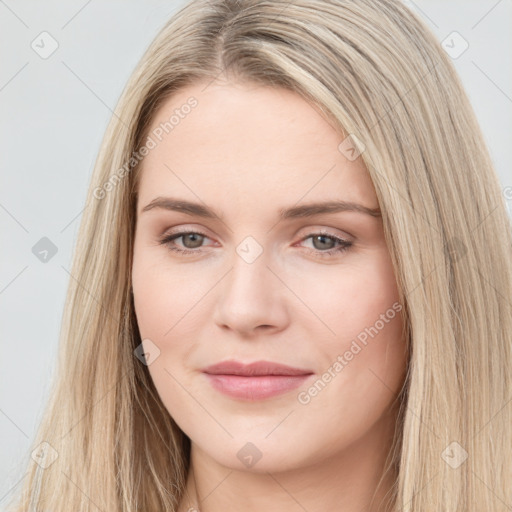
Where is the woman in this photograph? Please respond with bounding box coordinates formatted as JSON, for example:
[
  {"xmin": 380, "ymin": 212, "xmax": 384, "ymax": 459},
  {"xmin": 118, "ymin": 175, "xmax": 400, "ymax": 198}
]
[{"xmin": 8, "ymin": 0, "xmax": 512, "ymax": 510}]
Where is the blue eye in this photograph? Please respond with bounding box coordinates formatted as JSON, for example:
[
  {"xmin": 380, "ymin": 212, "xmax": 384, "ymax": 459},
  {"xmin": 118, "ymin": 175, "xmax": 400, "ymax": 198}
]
[{"xmin": 158, "ymin": 230, "xmax": 353, "ymax": 258}]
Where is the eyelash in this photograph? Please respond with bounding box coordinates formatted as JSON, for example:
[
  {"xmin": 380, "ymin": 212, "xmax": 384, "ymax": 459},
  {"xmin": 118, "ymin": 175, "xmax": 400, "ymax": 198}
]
[{"xmin": 158, "ymin": 229, "xmax": 353, "ymax": 258}]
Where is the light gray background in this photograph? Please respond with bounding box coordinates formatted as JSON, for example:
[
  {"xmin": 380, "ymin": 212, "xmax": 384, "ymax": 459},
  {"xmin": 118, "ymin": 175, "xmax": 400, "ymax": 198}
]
[{"xmin": 1, "ymin": 0, "xmax": 511, "ymax": 506}]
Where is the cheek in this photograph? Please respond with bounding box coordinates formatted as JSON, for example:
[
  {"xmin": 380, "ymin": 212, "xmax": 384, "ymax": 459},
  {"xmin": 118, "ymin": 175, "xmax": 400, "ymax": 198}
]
[
  {"xmin": 131, "ymin": 245, "xmax": 210, "ymax": 392},
  {"xmin": 310, "ymin": 251, "xmax": 406, "ymax": 391},
  {"xmin": 131, "ymin": 244, "xmax": 204, "ymax": 340},
  {"xmin": 131, "ymin": 252, "xmax": 203, "ymax": 418},
  {"xmin": 292, "ymin": 257, "xmax": 406, "ymax": 455},
  {"xmin": 132, "ymin": 270, "xmax": 170, "ymax": 341},
  {"xmin": 299, "ymin": 250, "xmax": 402, "ymax": 343}
]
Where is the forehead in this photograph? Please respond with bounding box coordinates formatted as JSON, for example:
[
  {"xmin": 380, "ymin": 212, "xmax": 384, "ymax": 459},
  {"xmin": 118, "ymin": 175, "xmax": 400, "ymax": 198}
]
[{"xmin": 136, "ymin": 81, "xmax": 378, "ymax": 216}]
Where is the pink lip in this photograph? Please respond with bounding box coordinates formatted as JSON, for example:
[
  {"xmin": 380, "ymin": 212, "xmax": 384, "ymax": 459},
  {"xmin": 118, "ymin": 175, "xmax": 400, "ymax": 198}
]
[{"xmin": 202, "ymin": 360, "xmax": 314, "ymax": 400}]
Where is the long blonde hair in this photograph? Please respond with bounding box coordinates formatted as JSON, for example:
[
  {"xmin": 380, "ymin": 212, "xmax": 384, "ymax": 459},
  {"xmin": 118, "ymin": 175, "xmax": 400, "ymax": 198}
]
[{"xmin": 7, "ymin": 0, "xmax": 512, "ymax": 510}]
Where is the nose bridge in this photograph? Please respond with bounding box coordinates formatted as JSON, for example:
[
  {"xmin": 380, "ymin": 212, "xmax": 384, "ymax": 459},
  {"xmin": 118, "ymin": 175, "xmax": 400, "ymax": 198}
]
[
  {"xmin": 228, "ymin": 234, "xmax": 273, "ymax": 295},
  {"xmin": 235, "ymin": 234, "xmax": 266, "ymax": 267},
  {"xmin": 213, "ymin": 233, "xmax": 287, "ymax": 332}
]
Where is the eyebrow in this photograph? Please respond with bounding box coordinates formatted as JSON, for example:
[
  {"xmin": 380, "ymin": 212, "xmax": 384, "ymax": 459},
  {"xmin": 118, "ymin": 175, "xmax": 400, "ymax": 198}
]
[{"xmin": 140, "ymin": 197, "xmax": 381, "ymax": 220}]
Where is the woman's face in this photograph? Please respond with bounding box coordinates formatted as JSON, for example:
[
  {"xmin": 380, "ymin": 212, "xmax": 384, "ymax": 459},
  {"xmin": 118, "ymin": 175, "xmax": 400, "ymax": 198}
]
[{"xmin": 132, "ymin": 80, "xmax": 407, "ymax": 473}]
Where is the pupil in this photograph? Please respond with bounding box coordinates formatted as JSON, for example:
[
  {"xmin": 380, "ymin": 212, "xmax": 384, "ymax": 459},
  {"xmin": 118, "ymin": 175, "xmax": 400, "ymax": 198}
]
[
  {"xmin": 314, "ymin": 235, "xmax": 333, "ymax": 250},
  {"xmin": 185, "ymin": 233, "xmax": 203, "ymax": 248}
]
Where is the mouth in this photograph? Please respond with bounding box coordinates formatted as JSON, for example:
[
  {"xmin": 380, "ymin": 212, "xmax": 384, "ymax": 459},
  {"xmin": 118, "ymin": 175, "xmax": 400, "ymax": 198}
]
[{"xmin": 201, "ymin": 359, "xmax": 314, "ymax": 400}]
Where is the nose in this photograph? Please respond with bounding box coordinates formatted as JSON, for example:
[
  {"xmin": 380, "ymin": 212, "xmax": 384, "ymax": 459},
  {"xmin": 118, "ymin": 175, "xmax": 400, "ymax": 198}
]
[{"xmin": 212, "ymin": 243, "xmax": 289, "ymax": 337}]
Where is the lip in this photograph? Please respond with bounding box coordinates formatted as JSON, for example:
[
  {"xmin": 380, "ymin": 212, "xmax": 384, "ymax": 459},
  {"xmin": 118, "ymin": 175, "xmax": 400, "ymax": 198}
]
[{"xmin": 202, "ymin": 360, "xmax": 314, "ymax": 400}]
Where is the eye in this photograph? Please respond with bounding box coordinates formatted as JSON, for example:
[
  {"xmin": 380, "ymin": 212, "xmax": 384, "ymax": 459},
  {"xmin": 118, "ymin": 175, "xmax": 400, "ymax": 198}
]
[
  {"xmin": 158, "ymin": 230, "xmax": 212, "ymax": 255},
  {"xmin": 158, "ymin": 229, "xmax": 353, "ymax": 258},
  {"xmin": 297, "ymin": 232, "xmax": 353, "ymax": 258}
]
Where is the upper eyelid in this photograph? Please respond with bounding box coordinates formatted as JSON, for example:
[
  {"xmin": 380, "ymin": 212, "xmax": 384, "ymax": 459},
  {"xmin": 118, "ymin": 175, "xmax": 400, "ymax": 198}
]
[{"xmin": 161, "ymin": 222, "xmax": 354, "ymax": 238}]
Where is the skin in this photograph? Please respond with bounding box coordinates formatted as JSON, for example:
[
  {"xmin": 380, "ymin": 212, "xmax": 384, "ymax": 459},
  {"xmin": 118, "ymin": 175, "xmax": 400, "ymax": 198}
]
[{"xmin": 132, "ymin": 79, "xmax": 408, "ymax": 512}]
